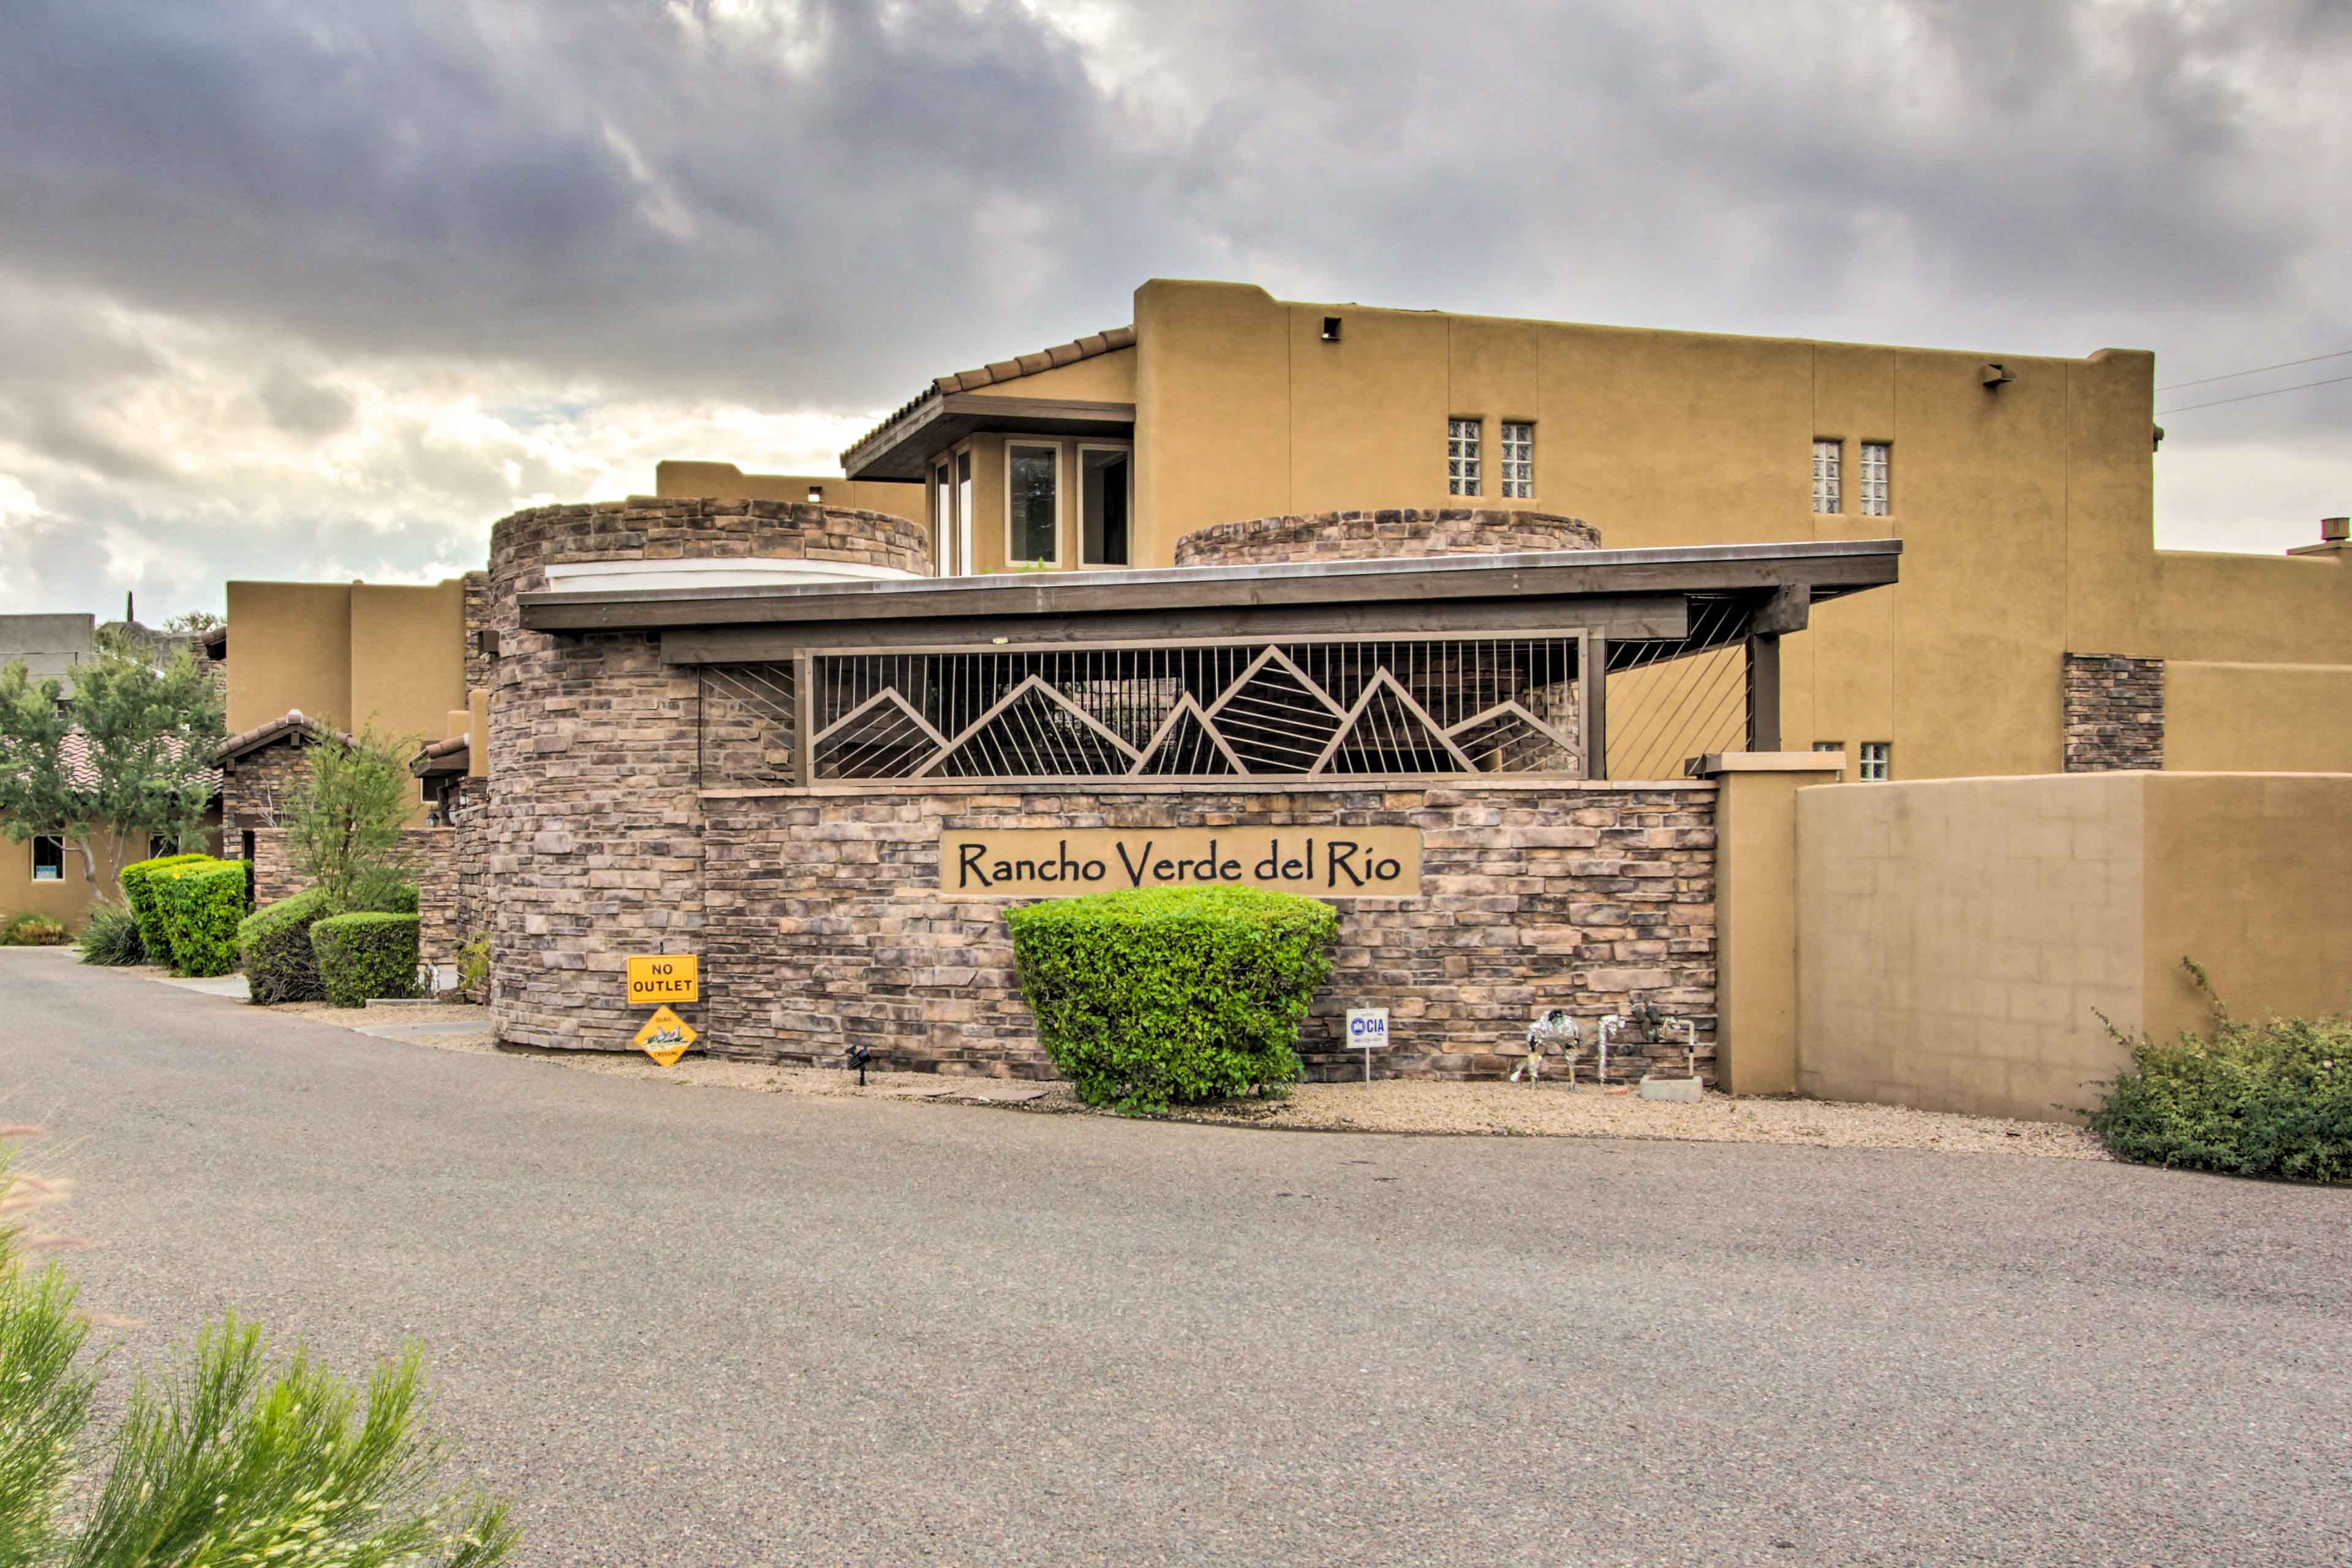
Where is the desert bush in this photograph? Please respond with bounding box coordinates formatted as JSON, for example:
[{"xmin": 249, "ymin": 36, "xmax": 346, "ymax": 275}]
[
  {"xmin": 1008, "ymin": 885, "xmax": 1338, "ymax": 1115},
  {"xmin": 2089, "ymin": 961, "xmax": 2352, "ymax": 1183},
  {"xmin": 116, "ymin": 852, "xmax": 208, "ymax": 960},
  {"xmin": 0, "ymin": 1154, "xmax": 518, "ymax": 1565},
  {"xmin": 155, "ymin": 859, "xmax": 246, "ymax": 978},
  {"xmin": 237, "ymin": 889, "xmax": 334, "ymax": 1005},
  {"xmin": 312, "ymin": 911, "xmax": 421, "ymax": 1008},
  {"xmin": 74, "ymin": 900, "xmax": 145, "ymax": 966},
  {"xmin": 0, "ymin": 914, "xmax": 69, "ymax": 947}
]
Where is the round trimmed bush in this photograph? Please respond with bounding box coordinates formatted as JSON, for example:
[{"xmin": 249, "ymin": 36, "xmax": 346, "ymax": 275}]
[
  {"xmin": 1008, "ymin": 885, "xmax": 1339, "ymax": 1115},
  {"xmin": 238, "ymin": 888, "xmax": 333, "ymax": 1004},
  {"xmin": 311, "ymin": 912, "xmax": 421, "ymax": 1008}
]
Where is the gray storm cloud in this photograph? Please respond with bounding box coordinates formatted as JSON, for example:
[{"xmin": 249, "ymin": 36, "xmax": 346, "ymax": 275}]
[{"xmin": 0, "ymin": 0, "xmax": 2343, "ymax": 619}]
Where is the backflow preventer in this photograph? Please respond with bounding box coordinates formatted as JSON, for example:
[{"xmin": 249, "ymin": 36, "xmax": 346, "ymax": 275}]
[{"xmin": 1518, "ymin": 998, "xmax": 1697, "ymax": 1088}]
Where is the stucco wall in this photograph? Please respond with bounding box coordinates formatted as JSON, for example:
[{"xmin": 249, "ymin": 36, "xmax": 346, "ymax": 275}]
[
  {"xmin": 654, "ymin": 461, "xmax": 922, "ymax": 525},
  {"xmin": 2163, "ymin": 661, "xmax": 2352, "ymax": 774},
  {"xmin": 0, "ymin": 826, "xmax": 154, "ymax": 929},
  {"xmin": 1795, "ymin": 772, "xmax": 2352, "ymax": 1123},
  {"xmin": 224, "ymin": 582, "xmax": 352, "ymax": 735}
]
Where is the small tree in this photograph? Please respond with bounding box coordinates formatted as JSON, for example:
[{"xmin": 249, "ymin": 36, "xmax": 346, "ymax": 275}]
[
  {"xmin": 0, "ymin": 636, "xmax": 224, "ymax": 888},
  {"xmin": 283, "ymin": 725, "xmax": 420, "ymax": 913}
]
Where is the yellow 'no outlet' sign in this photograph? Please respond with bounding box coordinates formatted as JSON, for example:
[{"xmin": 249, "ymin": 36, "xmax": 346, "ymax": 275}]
[{"xmin": 627, "ymin": 954, "xmax": 698, "ymax": 1005}]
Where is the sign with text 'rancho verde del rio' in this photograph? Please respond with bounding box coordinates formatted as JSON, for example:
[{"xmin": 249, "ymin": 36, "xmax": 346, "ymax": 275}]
[{"xmin": 941, "ymin": 827, "xmax": 1422, "ymax": 898}]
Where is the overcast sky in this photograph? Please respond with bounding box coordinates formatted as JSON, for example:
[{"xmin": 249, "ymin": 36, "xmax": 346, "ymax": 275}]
[{"xmin": 0, "ymin": 0, "xmax": 2345, "ymax": 621}]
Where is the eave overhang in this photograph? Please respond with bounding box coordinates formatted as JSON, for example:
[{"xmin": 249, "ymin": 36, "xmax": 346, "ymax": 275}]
[
  {"xmin": 840, "ymin": 394, "xmax": 1136, "ymax": 481},
  {"xmin": 516, "ymin": 538, "xmax": 1902, "ymax": 663}
]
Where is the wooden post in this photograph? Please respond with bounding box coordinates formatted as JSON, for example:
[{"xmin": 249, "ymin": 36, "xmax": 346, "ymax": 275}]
[
  {"xmin": 1581, "ymin": 631, "xmax": 1609, "ymax": 780},
  {"xmin": 1746, "ymin": 633, "xmax": 1782, "ymax": 752},
  {"xmin": 793, "ymin": 649, "xmax": 815, "ymax": 787}
]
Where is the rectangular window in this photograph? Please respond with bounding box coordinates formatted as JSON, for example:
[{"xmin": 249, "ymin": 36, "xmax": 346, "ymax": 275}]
[
  {"xmin": 1079, "ymin": 446, "xmax": 1130, "ymax": 567},
  {"xmin": 1007, "ymin": 443, "xmax": 1059, "ymax": 565},
  {"xmin": 1813, "ymin": 439, "xmax": 1842, "ymax": 514},
  {"xmin": 1447, "ymin": 418, "xmax": 1481, "ymax": 496},
  {"xmin": 1499, "ymin": 421, "xmax": 1534, "ymax": 499},
  {"xmin": 31, "ymin": 834, "xmax": 64, "ymax": 881},
  {"xmin": 933, "ymin": 460, "xmax": 954, "ymax": 576},
  {"xmin": 1858, "ymin": 741, "xmax": 1891, "ymax": 782},
  {"xmin": 149, "ymin": 834, "xmax": 173, "ymax": 860},
  {"xmin": 1858, "ymin": 441, "xmax": 1890, "ymax": 516},
  {"xmin": 955, "ymin": 450, "xmax": 973, "ymax": 574}
]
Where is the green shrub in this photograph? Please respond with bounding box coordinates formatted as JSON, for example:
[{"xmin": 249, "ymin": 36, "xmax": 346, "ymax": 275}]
[
  {"xmin": 1008, "ymin": 886, "xmax": 1339, "ymax": 1115},
  {"xmin": 312, "ymin": 912, "xmax": 421, "ymax": 1008},
  {"xmin": 2089, "ymin": 962, "xmax": 2352, "ymax": 1184},
  {"xmin": 0, "ymin": 913, "xmax": 69, "ymax": 946},
  {"xmin": 238, "ymin": 888, "xmax": 334, "ymax": 1005},
  {"xmin": 156, "ymin": 859, "xmax": 247, "ymax": 978},
  {"xmin": 75, "ymin": 900, "xmax": 145, "ymax": 965},
  {"xmin": 387, "ymin": 880, "xmax": 420, "ymax": 915},
  {"xmin": 118, "ymin": 853, "xmax": 209, "ymax": 960}
]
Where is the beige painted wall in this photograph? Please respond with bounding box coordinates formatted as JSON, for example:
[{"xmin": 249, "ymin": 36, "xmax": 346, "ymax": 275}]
[
  {"xmin": 0, "ymin": 826, "xmax": 157, "ymax": 928},
  {"xmin": 2165, "ymin": 662, "xmax": 2352, "ymax": 773},
  {"xmin": 960, "ymin": 347, "xmax": 1134, "ymax": 405},
  {"xmin": 224, "ymin": 582, "xmax": 352, "ymax": 735},
  {"xmin": 653, "ymin": 461, "xmax": 922, "ymax": 523},
  {"xmin": 1793, "ymin": 772, "xmax": 2352, "ymax": 1123}
]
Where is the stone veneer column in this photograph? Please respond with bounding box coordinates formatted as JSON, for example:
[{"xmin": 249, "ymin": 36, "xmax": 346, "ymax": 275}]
[
  {"xmin": 483, "ymin": 497, "xmax": 929, "ymax": 1050},
  {"xmin": 2063, "ymin": 654, "xmax": 2165, "ymax": 771}
]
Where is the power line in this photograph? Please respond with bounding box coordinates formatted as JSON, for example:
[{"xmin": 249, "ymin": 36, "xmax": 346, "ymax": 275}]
[
  {"xmin": 2159, "ymin": 372, "xmax": 2352, "ymax": 415},
  {"xmin": 2158, "ymin": 347, "xmax": 2352, "ymax": 392}
]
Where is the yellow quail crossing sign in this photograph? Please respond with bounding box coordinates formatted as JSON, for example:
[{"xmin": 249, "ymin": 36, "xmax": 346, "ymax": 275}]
[{"xmin": 633, "ymin": 1006, "xmax": 696, "ymax": 1066}]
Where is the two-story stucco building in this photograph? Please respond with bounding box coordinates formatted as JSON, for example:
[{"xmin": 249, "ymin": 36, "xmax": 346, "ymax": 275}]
[{"xmin": 662, "ymin": 277, "xmax": 2352, "ymax": 782}]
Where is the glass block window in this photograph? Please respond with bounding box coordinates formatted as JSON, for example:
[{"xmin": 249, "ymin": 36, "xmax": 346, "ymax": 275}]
[
  {"xmin": 1858, "ymin": 442, "xmax": 1890, "ymax": 516},
  {"xmin": 1858, "ymin": 741, "xmax": 1891, "ymax": 781},
  {"xmin": 1448, "ymin": 418, "xmax": 1481, "ymax": 496},
  {"xmin": 1812, "ymin": 439, "xmax": 1842, "ymax": 514},
  {"xmin": 1499, "ymin": 421, "xmax": 1534, "ymax": 498},
  {"xmin": 1008, "ymin": 444, "xmax": 1058, "ymax": 565}
]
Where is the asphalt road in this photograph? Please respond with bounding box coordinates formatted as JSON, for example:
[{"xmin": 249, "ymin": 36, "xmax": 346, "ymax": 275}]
[{"xmin": 11, "ymin": 948, "xmax": 2349, "ymax": 1567}]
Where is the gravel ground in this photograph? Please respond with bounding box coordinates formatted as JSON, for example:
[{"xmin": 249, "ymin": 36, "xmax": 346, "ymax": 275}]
[{"xmin": 271, "ymin": 1002, "xmax": 2107, "ymax": 1159}]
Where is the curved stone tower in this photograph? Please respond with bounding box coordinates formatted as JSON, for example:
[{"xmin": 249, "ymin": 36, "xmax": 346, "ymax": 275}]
[
  {"xmin": 484, "ymin": 497, "xmax": 929, "ymax": 1049},
  {"xmin": 1174, "ymin": 507, "xmax": 1600, "ymax": 568}
]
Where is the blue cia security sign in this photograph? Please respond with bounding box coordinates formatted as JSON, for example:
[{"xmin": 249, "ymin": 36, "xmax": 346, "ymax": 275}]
[{"xmin": 1346, "ymin": 1008, "xmax": 1389, "ymax": 1082}]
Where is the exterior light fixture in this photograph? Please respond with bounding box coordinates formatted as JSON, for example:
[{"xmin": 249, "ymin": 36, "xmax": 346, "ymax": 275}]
[
  {"xmin": 1322, "ymin": 316, "xmax": 1342, "ymax": 342},
  {"xmin": 1980, "ymin": 362, "xmax": 2014, "ymax": 390}
]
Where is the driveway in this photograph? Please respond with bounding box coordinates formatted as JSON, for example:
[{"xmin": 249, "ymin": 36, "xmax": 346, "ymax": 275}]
[{"xmin": 12, "ymin": 949, "xmax": 2348, "ymax": 1566}]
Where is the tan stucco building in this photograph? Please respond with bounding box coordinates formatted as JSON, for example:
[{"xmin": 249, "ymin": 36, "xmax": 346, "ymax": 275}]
[{"xmin": 663, "ymin": 278, "xmax": 2352, "ymax": 782}]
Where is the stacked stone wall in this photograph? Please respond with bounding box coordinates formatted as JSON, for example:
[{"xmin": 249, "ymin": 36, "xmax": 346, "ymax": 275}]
[
  {"xmin": 221, "ymin": 743, "xmax": 313, "ymax": 840},
  {"xmin": 483, "ymin": 498, "xmax": 931, "ymax": 1049},
  {"xmin": 2064, "ymin": 654, "xmax": 2165, "ymax": 771},
  {"xmin": 1175, "ymin": 508, "xmax": 1600, "ymax": 568},
  {"xmin": 461, "ymin": 571, "xmax": 493, "ymax": 695},
  {"xmin": 452, "ymin": 794, "xmax": 489, "ymax": 1001},
  {"xmin": 699, "ymin": 781, "xmax": 1716, "ymax": 1083},
  {"xmin": 247, "ymin": 827, "xmax": 298, "ymax": 905}
]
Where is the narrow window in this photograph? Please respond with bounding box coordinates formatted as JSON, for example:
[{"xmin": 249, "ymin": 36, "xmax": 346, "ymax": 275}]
[
  {"xmin": 1858, "ymin": 442, "xmax": 1890, "ymax": 517},
  {"xmin": 1858, "ymin": 741, "xmax": 1891, "ymax": 782},
  {"xmin": 150, "ymin": 833, "xmax": 173, "ymax": 859},
  {"xmin": 955, "ymin": 450, "xmax": 973, "ymax": 574},
  {"xmin": 1448, "ymin": 418, "xmax": 1481, "ymax": 496},
  {"xmin": 1499, "ymin": 421, "xmax": 1535, "ymax": 499},
  {"xmin": 1080, "ymin": 447, "xmax": 1130, "ymax": 567},
  {"xmin": 1008, "ymin": 443, "xmax": 1058, "ymax": 565},
  {"xmin": 933, "ymin": 459, "xmax": 954, "ymax": 575},
  {"xmin": 31, "ymin": 834, "xmax": 64, "ymax": 881},
  {"xmin": 1812, "ymin": 439, "xmax": 1842, "ymax": 514}
]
